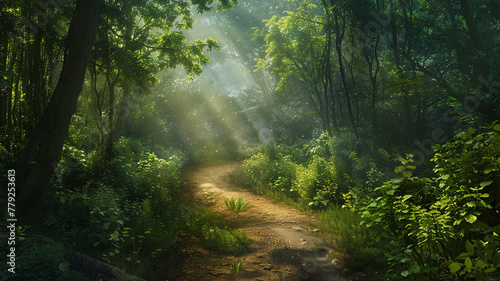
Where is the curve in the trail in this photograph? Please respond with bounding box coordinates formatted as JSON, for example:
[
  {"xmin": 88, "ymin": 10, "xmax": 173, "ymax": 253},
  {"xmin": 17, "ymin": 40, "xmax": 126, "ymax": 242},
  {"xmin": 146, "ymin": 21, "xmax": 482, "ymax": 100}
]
[{"xmin": 174, "ymin": 162, "xmax": 354, "ymax": 281}]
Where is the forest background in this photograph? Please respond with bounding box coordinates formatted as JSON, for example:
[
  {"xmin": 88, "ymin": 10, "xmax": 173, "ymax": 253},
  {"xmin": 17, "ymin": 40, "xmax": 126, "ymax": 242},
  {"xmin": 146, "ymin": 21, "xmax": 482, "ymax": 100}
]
[{"xmin": 0, "ymin": 0, "xmax": 499, "ymax": 280}]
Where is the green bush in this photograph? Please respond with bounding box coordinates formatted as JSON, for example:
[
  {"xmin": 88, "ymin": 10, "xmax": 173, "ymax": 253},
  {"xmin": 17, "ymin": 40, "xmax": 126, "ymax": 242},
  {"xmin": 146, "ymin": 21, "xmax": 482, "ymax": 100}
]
[
  {"xmin": 44, "ymin": 186, "xmax": 124, "ymax": 250},
  {"xmin": 360, "ymin": 125, "xmax": 500, "ymax": 280},
  {"xmin": 0, "ymin": 237, "xmax": 100, "ymax": 281},
  {"xmin": 318, "ymin": 204, "xmax": 376, "ymax": 255},
  {"xmin": 294, "ymin": 155, "xmax": 339, "ymax": 208},
  {"xmin": 229, "ymin": 260, "xmax": 246, "ymax": 273},
  {"xmin": 224, "ymin": 197, "xmax": 251, "ymax": 212},
  {"xmin": 232, "ymin": 151, "xmax": 298, "ymax": 199},
  {"xmin": 107, "ymin": 199, "xmax": 177, "ymax": 279},
  {"xmin": 200, "ymin": 224, "xmax": 250, "ymax": 255}
]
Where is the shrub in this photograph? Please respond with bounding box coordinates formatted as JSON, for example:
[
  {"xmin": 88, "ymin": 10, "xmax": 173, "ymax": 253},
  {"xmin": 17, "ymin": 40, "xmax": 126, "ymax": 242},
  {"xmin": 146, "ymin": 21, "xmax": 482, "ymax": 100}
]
[
  {"xmin": 229, "ymin": 260, "xmax": 246, "ymax": 273},
  {"xmin": 107, "ymin": 199, "xmax": 177, "ymax": 279},
  {"xmin": 200, "ymin": 224, "xmax": 250, "ymax": 255},
  {"xmin": 360, "ymin": 125, "xmax": 500, "ymax": 280},
  {"xmin": 224, "ymin": 197, "xmax": 251, "ymax": 212},
  {"xmin": 294, "ymin": 155, "xmax": 339, "ymax": 208},
  {"xmin": 0, "ymin": 237, "xmax": 100, "ymax": 281},
  {"xmin": 44, "ymin": 186, "xmax": 124, "ymax": 250},
  {"xmin": 232, "ymin": 152, "xmax": 298, "ymax": 199}
]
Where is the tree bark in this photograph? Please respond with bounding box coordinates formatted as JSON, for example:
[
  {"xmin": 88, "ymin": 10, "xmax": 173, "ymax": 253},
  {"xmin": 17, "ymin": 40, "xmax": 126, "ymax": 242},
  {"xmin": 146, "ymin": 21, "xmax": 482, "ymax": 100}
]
[
  {"xmin": 18, "ymin": 0, "xmax": 103, "ymax": 217},
  {"xmin": 334, "ymin": 12, "xmax": 358, "ymax": 141},
  {"xmin": 459, "ymin": 0, "xmax": 490, "ymax": 91}
]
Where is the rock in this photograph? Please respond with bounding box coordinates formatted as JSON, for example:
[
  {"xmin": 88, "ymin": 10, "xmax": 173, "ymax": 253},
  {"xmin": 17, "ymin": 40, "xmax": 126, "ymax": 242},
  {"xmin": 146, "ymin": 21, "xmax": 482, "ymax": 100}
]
[
  {"xmin": 312, "ymin": 229, "xmax": 320, "ymax": 233},
  {"xmin": 261, "ymin": 264, "xmax": 274, "ymax": 270},
  {"xmin": 331, "ymin": 259, "xmax": 339, "ymax": 265}
]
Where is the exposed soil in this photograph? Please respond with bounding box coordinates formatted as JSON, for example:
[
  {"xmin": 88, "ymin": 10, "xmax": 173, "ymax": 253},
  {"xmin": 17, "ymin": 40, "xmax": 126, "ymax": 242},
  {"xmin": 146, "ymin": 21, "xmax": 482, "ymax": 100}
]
[{"xmin": 169, "ymin": 162, "xmax": 358, "ymax": 281}]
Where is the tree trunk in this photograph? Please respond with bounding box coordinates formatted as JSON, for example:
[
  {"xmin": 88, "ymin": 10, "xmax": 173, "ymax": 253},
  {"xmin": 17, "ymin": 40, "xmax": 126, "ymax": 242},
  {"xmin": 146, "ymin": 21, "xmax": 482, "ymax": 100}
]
[
  {"xmin": 114, "ymin": 84, "xmax": 131, "ymax": 141},
  {"xmin": 18, "ymin": 0, "xmax": 103, "ymax": 217},
  {"xmin": 459, "ymin": 0, "xmax": 490, "ymax": 91},
  {"xmin": 335, "ymin": 13, "xmax": 358, "ymax": 141}
]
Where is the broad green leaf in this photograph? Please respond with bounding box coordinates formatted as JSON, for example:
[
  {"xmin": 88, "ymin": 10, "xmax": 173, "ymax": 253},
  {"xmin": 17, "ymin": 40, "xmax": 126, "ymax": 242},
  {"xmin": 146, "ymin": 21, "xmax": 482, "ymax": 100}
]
[
  {"xmin": 476, "ymin": 260, "xmax": 487, "ymax": 269},
  {"xmin": 394, "ymin": 166, "xmax": 405, "ymax": 173},
  {"xmin": 484, "ymin": 167, "xmax": 495, "ymax": 174},
  {"xmin": 386, "ymin": 190, "xmax": 395, "ymax": 195},
  {"xmin": 402, "ymin": 195, "xmax": 413, "ymax": 202},
  {"xmin": 449, "ymin": 262, "xmax": 461, "ymax": 273},
  {"xmin": 494, "ymin": 124, "xmax": 500, "ymax": 132},
  {"xmin": 455, "ymin": 252, "xmax": 472, "ymax": 260},
  {"xmin": 466, "ymin": 240, "xmax": 474, "ymax": 255},
  {"xmin": 484, "ymin": 267, "xmax": 496, "ymax": 273},
  {"xmin": 465, "ymin": 214, "xmax": 477, "ymax": 224},
  {"xmin": 465, "ymin": 257, "xmax": 472, "ymax": 268},
  {"xmin": 409, "ymin": 264, "xmax": 421, "ymax": 273},
  {"xmin": 402, "ymin": 170, "xmax": 412, "ymax": 178},
  {"xmin": 480, "ymin": 180, "xmax": 493, "ymax": 187}
]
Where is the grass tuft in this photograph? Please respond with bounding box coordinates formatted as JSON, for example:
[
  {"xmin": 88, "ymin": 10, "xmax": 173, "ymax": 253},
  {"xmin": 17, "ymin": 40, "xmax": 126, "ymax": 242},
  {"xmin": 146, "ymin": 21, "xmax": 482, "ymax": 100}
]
[{"xmin": 224, "ymin": 197, "xmax": 250, "ymax": 212}]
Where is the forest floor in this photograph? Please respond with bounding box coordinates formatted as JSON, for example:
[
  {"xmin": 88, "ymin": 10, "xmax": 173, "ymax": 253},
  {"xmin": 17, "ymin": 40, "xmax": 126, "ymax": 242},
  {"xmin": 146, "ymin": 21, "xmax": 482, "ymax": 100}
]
[{"xmin": 169, "ymin": 162, "xmax": 363, "ymax": 281}]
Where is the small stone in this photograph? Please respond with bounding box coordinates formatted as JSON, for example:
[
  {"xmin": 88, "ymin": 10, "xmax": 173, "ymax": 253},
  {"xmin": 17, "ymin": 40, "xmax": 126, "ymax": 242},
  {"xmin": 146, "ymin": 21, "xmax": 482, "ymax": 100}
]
[
  {"xmin": 262, "ymin": 264, "xmax": 274, "ymax": 270},
  {"xmin": 331, "ymin": 259, "xmax": 339, "ymax": 265},
  {"xmin": 312, "ymin": 229, "xmax": 320, "ymax": 233}
]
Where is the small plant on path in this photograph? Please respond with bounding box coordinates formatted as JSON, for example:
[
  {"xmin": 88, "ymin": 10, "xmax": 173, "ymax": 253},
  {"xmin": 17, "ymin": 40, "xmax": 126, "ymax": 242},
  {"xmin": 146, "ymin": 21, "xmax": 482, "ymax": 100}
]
[
  {"xmin": 224, "ymin": 197, "xmax": 250, "ymax": 212},
  {"xmin": 229, "ymin": 259, "xmax": 246, "ymax": 273}
]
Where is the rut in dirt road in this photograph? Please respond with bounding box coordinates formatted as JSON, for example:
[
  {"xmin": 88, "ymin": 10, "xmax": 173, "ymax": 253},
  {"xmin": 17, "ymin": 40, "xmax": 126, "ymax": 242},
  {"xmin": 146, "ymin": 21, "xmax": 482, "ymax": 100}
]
[{"xmin": 172, "ymin": 162, "xmax": 354, "ymax": 281}]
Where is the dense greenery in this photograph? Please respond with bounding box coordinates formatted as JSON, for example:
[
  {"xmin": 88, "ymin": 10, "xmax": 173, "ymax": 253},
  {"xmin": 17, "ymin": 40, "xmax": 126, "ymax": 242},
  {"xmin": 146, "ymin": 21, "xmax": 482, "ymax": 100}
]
[
  {"xmin": 233, "ymin": 125, "xmax": 500, "ymax": 279},
  {"xmin": 1, "ymin": 0, "xmax": 499, "ymax": 279}
]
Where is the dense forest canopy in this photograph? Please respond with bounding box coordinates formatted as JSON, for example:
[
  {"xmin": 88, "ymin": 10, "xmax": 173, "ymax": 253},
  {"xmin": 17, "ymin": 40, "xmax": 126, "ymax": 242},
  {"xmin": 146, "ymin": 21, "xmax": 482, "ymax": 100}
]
[{"xmin": 0, "ymin": 0, "xmax": 499, "ymax": 280}]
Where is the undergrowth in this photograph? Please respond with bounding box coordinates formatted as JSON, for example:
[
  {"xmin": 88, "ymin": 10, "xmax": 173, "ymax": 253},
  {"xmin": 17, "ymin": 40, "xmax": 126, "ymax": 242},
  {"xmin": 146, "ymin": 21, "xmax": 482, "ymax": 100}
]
[
  {"xmin": 224, "ymin": 197, "xmax": 250, "ymax": 212},
  {"xmin": 229, "ymin": 260, "xmax": 246, "ymax": 273},
  {"xmin": 182, "ymin": 206, "xmax": 251, "ymax": 256},
  {"xmin": 21, "ymin": 138, "xmax": 188, "ymax": 280}
]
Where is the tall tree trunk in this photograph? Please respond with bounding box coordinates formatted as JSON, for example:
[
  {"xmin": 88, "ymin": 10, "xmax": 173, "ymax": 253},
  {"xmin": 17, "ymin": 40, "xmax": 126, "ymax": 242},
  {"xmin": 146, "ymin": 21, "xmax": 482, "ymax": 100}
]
[
  {"xmin": 114, "ymin": 84, "xmax": 131, "ymax": 141},
  {"xmin": 459, "ymin": 0, "xmax": 490, "ymax": 91},
  {"xmin": 335, "ymin": 13, "xmax": 358, "ymax": 141},
  {"xmin": 18, "ymin": 0, "xmax": 103, "ymax": 217}
]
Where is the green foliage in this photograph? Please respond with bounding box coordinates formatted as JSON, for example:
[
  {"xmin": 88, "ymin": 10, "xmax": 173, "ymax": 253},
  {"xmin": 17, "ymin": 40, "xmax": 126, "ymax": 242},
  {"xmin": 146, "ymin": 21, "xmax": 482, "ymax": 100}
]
[
  {"xmin": 224, "ymin": 197, "xmax": 251, "ymax": 212},
  {"xmin": 106, "ymin": 199, "xmax": 177, "ymax": 279},
  {"xmin": 232, "ymin": 150, "xmax": 298, "ymax": 198},
  {"xmin": 183, "ymin": 207, "xmax": 219, "ymax": 236},
  {"xmin": 200, "ymin": 224, "xmax": 251, "ymax": 256},
  {"xmin": 229, "ymin": 260, "xmax": 246, "ymax": 273},
  {"xmin": 317, "ymin": 205, "xmax": 385, "ymax": 273},
  {"xmin": 360, "ymin": 126, "xmax": 500, "ymax": 280},
  {"xmin": 294, "ymin": 155, "xmax": 339, "ymax": 208},
  {"xmin": 0, "ymin": 237, "xmax": 99, "ymax": 281},
  {"xmin": 181, "ymin": 205, "xmax": 251, "ymax": 256},
  {"xmin": 44, "ymin": 186, "xmax": 124, "ymax": 250}
]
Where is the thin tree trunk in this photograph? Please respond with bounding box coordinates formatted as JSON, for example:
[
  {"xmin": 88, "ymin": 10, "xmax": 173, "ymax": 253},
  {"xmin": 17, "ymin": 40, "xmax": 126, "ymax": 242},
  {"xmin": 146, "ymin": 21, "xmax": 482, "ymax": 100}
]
[
  {"xmin": 335, "ymin": 13, "xmax": 358, "ymax": 141},
  {"xmin": 18, "ymin": 0, "xmax": 103, "ymax": 217},
  {"xmin": 459, "ymin": 0, "xmax": 490, "ymax": 90}
]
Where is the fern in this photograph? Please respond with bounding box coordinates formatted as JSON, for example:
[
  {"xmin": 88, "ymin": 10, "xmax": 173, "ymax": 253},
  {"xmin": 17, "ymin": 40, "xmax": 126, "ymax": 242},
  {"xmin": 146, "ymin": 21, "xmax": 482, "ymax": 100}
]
[{"xmin": 224, "ymin": 197, "xmax": 250, "ymax": 212}]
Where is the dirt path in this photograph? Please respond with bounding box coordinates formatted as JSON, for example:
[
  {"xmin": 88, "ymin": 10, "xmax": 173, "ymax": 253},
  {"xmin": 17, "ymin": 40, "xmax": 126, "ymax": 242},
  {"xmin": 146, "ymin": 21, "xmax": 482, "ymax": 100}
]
[{"xmin": 170, "ymin": 162, "xmax": 354, "ymax": 281}]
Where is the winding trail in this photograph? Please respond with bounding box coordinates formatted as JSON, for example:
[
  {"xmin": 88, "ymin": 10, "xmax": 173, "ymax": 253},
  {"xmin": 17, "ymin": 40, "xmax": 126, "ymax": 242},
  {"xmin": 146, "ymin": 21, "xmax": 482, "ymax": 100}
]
[{"xmin": 170, "ymin": 162, "xmax": 354, "ymax": 281}]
